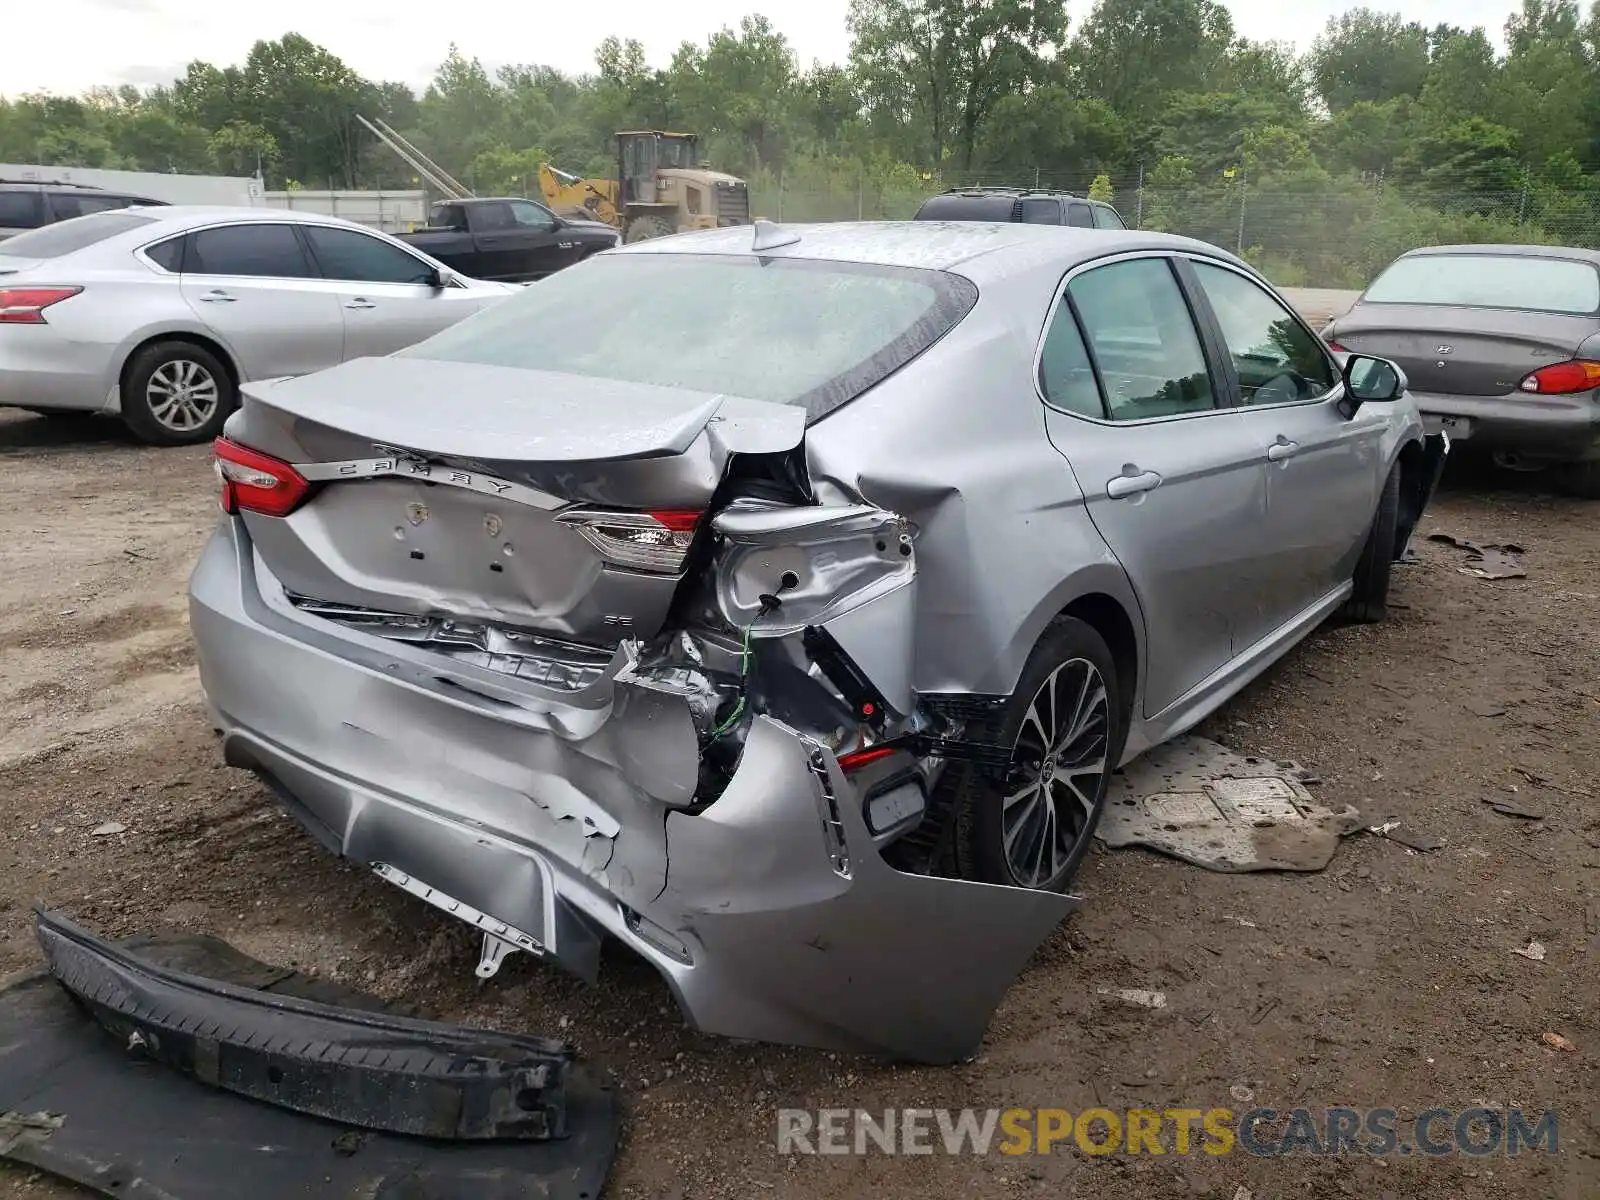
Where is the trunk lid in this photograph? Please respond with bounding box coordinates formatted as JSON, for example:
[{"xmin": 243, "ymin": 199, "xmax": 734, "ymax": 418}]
[
  {"xmin": 1334, "ymin": 303, "xmax": 1595, "ymax": 397},
  {"xmin": 231, "ymin": 356, "xmax": 805, "ymax": 648}
]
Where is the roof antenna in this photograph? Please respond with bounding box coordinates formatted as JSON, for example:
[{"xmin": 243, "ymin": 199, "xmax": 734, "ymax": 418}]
[{"xmin": 751, "ymin": 219, "xmax": 801, "ymax": 252}]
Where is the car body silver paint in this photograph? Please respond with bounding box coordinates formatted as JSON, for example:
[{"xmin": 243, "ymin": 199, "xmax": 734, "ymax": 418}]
[
  {"xmin": 189, "ymin": 221, "xmax": 1435, "ymax": 1060},
  {"xmin": 191, "ymin": 517, "xmax": 1071, "ymax": 1062}
]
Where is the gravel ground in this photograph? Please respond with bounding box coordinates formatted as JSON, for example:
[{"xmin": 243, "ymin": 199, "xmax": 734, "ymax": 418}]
[{"xmin": 0, "ymin": 407, "xmax": 1595, "ymax": 1200}]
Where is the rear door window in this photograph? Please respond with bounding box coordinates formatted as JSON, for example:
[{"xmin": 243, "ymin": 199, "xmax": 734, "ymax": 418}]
[
  {"xmin": 1019, "ymin": 198, "xmax": 1062, "ymax": 225},
  {"xmin": 187, "ymin": 223, "xmax": 314, "ymax": 278},
  {"xmin": 0, "ymin": 191, "xmax": 45, "ymax": 230},
  {"xmin": 1067, "ymin": 203, "xmax": 1095, "ymax": 228},
  {"xmin": 1066, "ymin": 257, "xmax": 1216, "ymax": 420},
  {"xmin": 1092, "ymin": 206, "xmax": 1125, "ymax": 230}
]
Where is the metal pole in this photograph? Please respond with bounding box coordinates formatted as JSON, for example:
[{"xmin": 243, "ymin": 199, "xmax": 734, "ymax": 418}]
[
  {"xmin": 1517, "ymin": 166, "xmax": 1529, "ymax": 225},
  {"xmin": 1236, "ymin": 170, "xmax": 1246, "ymax": 255},
  {"xmin": 858, "ymin": 167, "xmax": 864, "ymax": 221},
  {"xmin": 777, "ymin": 167, "xmax": 783, "ymax": 222},
  {"xmin": 1135, "ymin": 161, "xmax": 1144, "ymax": 228}
]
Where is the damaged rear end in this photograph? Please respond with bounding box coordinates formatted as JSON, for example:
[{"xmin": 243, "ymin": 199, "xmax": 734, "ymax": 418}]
[{"xmin": 189, "ymin": 249, "xmax": 1072, "ymax": 1063}]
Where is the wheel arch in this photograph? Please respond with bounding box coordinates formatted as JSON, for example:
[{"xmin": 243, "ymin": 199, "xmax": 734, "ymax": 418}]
[
  {"xmin": 117, "ymin": 330, "xmax": 241, "ymax": 409},
  {"xmin": 978, "ymin": 562, "xmax": 1147, "ymax": 721}
]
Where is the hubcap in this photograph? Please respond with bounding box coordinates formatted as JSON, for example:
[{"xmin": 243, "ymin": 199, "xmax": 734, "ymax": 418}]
[
  {"xmin": 146, "ymin": 359, "xmax": 219, "ymax": 432},
  {"xmin": 1001, "ymin": 658, "xmax": 1110, "ymax": 888}
]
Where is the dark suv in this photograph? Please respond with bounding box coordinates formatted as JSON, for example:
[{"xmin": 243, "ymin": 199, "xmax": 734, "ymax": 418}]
[
  {"xmin": 912, "ymin": 187, "xmax": 1127, "ymax": 230},
  {"xmin": 0, "ymin": 180, "xmax": 166, "ymax": 241}
]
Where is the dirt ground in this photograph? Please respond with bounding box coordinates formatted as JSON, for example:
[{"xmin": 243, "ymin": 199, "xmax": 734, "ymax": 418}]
[{"xmin": 0, "ymin": 406, "xmax": 1595, "ymax": 1200}]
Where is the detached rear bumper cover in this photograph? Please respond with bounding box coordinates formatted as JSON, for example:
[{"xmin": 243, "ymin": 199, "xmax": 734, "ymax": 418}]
[
  {"xmin": 191, "ymin": 517, "xmax": 1077, "ymax": 1063},
  {"xmin": 35, "ymin": 909, "xmax": 571, "ymax": 1140}
]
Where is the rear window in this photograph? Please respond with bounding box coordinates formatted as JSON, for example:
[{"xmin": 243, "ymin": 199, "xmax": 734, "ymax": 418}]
[
  {"xmin": 0, "ymin": 211, "xmax": 156, "ymax": 258},
  {"xmin": 914, "ymin": 193, "xmax": 1017, "ymax": 222},
  {"xmin": 402, "ymin": 253, "xmax": 977, "ymax": 421},
  {"xmin": 1364, "ymin": 253, "xmax": 1600, "ymax": 315}
]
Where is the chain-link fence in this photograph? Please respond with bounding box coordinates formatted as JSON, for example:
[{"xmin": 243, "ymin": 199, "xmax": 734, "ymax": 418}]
[{"xmin": 750, "ymin": 168, "xmax": 1600, "ymax": 289}]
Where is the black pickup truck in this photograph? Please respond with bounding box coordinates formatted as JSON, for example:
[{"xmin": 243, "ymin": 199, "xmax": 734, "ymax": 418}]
[{"xmin": 395, "ymin": 197, "xmax": 619, "ymax": 282}]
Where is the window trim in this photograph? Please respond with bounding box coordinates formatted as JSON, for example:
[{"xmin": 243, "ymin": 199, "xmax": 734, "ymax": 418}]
[
  {"xmin": 1033, "ymin": 250, "xmax": 1231, "ymax": 428},
  {"xmin": 1178, "ymin": 253, "xmax": 1344, "ymax": 413},
  {"xmin": 299, "ymin": 221, "xmax": 441, "ymax": 286},
  {"xmin": 134, "ymin": 219, "xmax": 319, "ymax": 281}
]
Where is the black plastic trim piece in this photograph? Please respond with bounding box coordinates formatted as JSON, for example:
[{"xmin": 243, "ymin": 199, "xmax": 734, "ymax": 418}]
[{"xmin": 34, "ymin": 908, "xmax": 573, "ymax": 1140}]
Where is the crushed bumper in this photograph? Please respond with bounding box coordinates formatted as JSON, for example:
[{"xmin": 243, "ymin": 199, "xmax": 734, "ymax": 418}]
[
  {"xmin": 190, "ymin": 517, "xmax": 1077, "ymax": 1063},
  {"xmin": 1, "ymin": 914, "xmax": 618, "ymax": 1200}
]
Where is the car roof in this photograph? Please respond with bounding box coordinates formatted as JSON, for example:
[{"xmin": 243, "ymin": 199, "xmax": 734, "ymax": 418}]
[
  {"xmin": 615, "ymin": 220, "xmax": 1239, "ymax": 278},
  {"xmin": 110, "ymin": 205, "xmax": 376, "ymax": 232},
  {"xmin": 1400, "ymin": 243, "xmax": 1600, "ymax": 264}
]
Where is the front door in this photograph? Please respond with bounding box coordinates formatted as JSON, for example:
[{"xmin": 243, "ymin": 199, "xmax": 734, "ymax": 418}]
[
  {"xmin": 300, "ymin": 224, "xmax": 484, "ymax": 359},
  {"xmin": 1037, "ymin": 253, "xmax": 1269, "ymax": 718},
  {"xmin": 177, "ymin": 222, "xmax": 345, "ymax": 379},
  {"xmin": 1184, "ymin": 258, "xmax": 1385, "ymax": 644}
]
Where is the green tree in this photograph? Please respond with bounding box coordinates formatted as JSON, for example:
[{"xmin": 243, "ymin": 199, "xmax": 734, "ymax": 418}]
[
  {"xmin": 1070, "ymin": 0, "xmax": 1236, "ymax": 124},
  {"xmin": 848, "ymin": 0, "xmax": 1068, "ymax": 171},
  {"xmin": 1307, "ymin": 9, "xmax": 1431, "ymax": 111}
]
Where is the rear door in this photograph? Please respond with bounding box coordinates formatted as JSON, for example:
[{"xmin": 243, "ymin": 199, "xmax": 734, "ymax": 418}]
[
  {"xmin": 1037, "ymin": 253, "xmax": 1267, "ymax": 718},
  {"xmin": 301, "ymin": 223, "xmax": 489, "ymax": 359},
  {"xmin": 1185, "ymin": 257, "xmax": 1383, "ymax": 644},
  {"xmin": 178, "ymin": 222, "xmax": 346, "ymax": 379}
]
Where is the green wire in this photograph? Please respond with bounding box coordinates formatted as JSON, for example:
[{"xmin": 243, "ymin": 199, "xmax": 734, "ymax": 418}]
[{"xmin": 710, "ymin": 621, "xmax": 754, "ymax": 738}]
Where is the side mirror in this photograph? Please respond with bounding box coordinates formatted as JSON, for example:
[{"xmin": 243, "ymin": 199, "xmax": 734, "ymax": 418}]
[
  {"xmin": 426, "ymin": 266, "xmax": 455, "ymax": 290},
  {"xmin": 1339, "ymin": 353, "xmax": 1406, "ymax": 416}
]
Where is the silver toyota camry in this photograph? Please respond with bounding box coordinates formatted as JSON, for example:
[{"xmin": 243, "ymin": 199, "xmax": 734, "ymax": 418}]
[
  {"xmin": 0, "ymin": 206, "xmax": 517, "ymax": 445},
  {"xmin": 187, "ymin": 221, "xmax": 1445, "ymax": 1062}
]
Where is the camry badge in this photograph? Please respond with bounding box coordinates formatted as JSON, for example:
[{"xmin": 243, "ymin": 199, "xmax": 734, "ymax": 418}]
[{"xmin": 1436, "ymin": 345, "xmax": 1453, "ymax": 354}]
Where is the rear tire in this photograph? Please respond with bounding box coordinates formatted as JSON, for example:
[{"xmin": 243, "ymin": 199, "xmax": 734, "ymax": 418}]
[
  {"xmin": 1340, "ymin": 464, "xmax": 1400, "ymax": 623},
  {"xmin": 120, "ymin": 340, "xmax": 236, "ymax": 447},
  {"xmin": 952, "ymin": 617, "xmax": 1127, "ymax": 894},
  {"xmin": 1551, "ymin": 460, "xmax": 1600, "ymax": 499},
  {"xmin": 623, "ymin": 215, "xmax": 675, "ymax": 244}
]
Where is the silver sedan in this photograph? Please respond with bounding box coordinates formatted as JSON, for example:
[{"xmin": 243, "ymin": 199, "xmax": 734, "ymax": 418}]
[
  {"xmin": 0, "ymin": 206, "xmax": 518, "ymax": 445},
  {"xmin": 189, "ymin": 221, "xmax": 1445, "ymax": 1062}
]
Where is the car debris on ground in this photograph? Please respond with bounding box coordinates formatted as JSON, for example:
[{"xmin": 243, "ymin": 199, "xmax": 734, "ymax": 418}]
[
  {"xmin": 0, "ymin": 910, "xmax": 619, "ymax": 1200},
  {"xmin": 1097, "ymin": 738, "xmax": 1363, "ymax": 872}
]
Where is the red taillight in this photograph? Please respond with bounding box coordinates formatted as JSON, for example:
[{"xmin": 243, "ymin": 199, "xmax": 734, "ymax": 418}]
[
  {"xmin": 1518, "ymin": 359, "xmax": 1600, "ymax": 395},
  {"xmin": 0, "ymin": 286, "xmax": 82, "ymax": 324},
  {"xmin": 554, "ymin": 507, "xmax": 705, "ymax": 574},
  {"xmin": 649, "ymin": 509, "xmax": 704, "ymax": 533},
  {"xmin": 213, "ymin": 436, "xmax": 311, "ymax": 517},
  {"xmin": 837, "ymin": 745, "xmax": 899, "ymax": 773},
  {"xmin": 1327, "ymin": 341, "xmax": 1349, "ymax": 353}
]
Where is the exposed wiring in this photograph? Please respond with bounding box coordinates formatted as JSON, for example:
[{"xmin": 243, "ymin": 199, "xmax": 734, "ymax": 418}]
[
  {"xmin": 710, "ymin": 589, "xmax": 788, "ymax": 739},
  {"xmin": 710, "ymin": 622, "xmax": 754, "ymax": 737}
]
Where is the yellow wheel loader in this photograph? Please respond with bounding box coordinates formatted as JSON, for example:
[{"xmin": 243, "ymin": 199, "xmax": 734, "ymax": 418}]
[{"xmin": 538, "ymin": 131, "xmax": 750, "ymax": 243}]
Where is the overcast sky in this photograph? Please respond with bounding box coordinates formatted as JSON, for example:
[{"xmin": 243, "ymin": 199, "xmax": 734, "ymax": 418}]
[{"xmin": 9, "ymin": 0, "xmax": 1528, "ymax": 98}]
